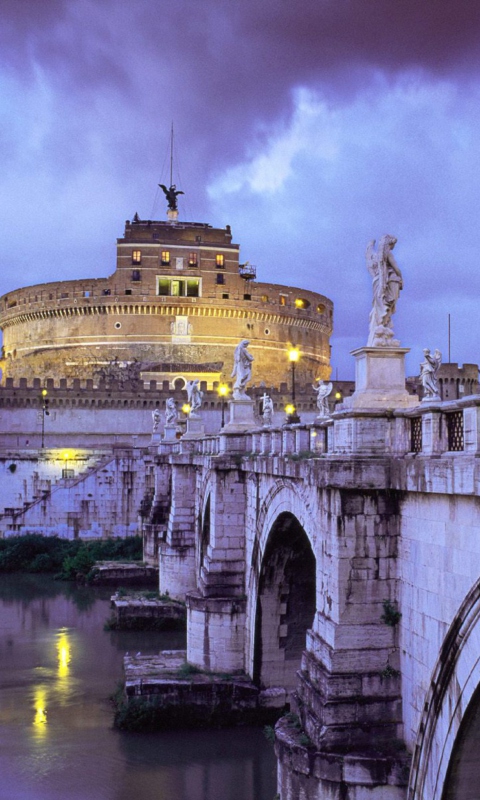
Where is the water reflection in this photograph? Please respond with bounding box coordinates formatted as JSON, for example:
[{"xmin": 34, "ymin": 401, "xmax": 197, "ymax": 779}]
[
  {"xmin": 0, "ymin": 574, "xmax": 276, "ymax": 800},
  {"xmin": 33, "ymin": 687, "xmax": 48, "ymax": 732}
]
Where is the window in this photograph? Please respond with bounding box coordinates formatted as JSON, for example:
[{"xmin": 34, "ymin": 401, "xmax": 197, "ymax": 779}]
[
  {"xmin": 317, "ymin": 303, "xmax": 326, "ymax": 314},
  {"xmin": 295, "ymin": 297, "xmax": 310, "ymax": 309},
  {"xmin": 222, "ymin": 293, "xmax": 229, "ymax": 299},
  {"xmin": 132, "ymin": 250, "xmax": 142, "ymax": 264},
  {"xmin": 125, "ymin": 289, "xmax": 132, "ymax": 295},
  {"xmin": 157, "ymin": 277, "xmax": 201, "ymax": 297},
  {"xmin": 216, "ymin": 273, "xmax": 225, "ymax": 285},
  {"xmin": 186, "ymin": 279, "xmax": 200, "ymax": 297},
  {"xmin": 261, "ymin": 294, "xmax": 268, "ymax": 302},
  {"xmin": 279, "ymin": 294, "xmax": 287, "ymax": 306},
  {"xmin": 243, "ymin": 293, "xmax": 251, "ymax": 300},
  {"xmin": 189, "ymin": 252, "xmax": 198, "ymax": 267},
  {"xmin": 216, "ymin": 254, "xmax": 225, "ymax": 268},
  {"xmin": 161, "ymin": 251, "xmax": 171, "ymax": 265},
  {"xmin": 131, "ymin": 270, "xmax": 141, "ymax": 282},
  {"xmin": 158, "ymin": 279, "xmax": 170, "ymax": 296},
  {"xmin": 84, "ymin": 290, "xmax": 91, "ymax": 297}
]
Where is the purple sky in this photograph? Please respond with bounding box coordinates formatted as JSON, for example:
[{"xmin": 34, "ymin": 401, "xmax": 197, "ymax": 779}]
[{"xmin": 1, "ymin": 0, "xmax": 479, "ymax": 379}]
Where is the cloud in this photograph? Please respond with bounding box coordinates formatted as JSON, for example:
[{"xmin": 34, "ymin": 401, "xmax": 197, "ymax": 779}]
[
  {"xmin": 1, "ymin": 0, "xmax": 480, "ymax": 378},
  {"xmin": 208, "ymin": 78, "xmax": 480, "ymax": 377}
]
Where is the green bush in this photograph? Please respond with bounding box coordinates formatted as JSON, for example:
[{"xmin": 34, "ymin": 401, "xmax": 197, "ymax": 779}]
[{"xmin": 0, "ymin": 534, "xmax": 142, "ymax": 578}]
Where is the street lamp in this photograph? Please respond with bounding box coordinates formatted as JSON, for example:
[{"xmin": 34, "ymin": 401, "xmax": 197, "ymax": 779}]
[
  {"xmin": 286, "ymin": 347, "xmax": 301, "ymax": 424},
  {"xmin": 182, "ymin": 403, "xmax": 191, "ymax": 417},
  {"xmin": 217, "ymin": 384, "xmax": 230, "ymax": 427},
  {"xmin": 41, "ymin": 388, "xmax": 49, "ymax": 448}
]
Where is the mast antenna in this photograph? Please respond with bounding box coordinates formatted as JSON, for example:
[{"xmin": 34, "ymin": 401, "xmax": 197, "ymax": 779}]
[{"xmin": 170, "ymin": 122, "xmax": 174, "ymax": 187}]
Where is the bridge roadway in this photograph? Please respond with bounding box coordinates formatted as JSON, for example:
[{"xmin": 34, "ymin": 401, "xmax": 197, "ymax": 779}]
[{"xmin": 147, "ymin": 396, "xmax": 480, "ymax": 800}]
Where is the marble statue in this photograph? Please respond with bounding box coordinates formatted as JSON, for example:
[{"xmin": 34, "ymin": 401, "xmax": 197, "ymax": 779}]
[
  {"xmin": 152, "ymin": 407, "xmax": 161, "ymax": 433},
  {"xmin": 366, "ymin": 235, "xmax": 403, "ymax": 347},
  {"xmin": 312, "ymin": 380, "xmax": 333, "ymax": 417},
  {"xmin": 165, "ymin": 397, "xmax": 178, "ymax": 425},
  {"xmin": 231, "ymin": 339, "xmax": 254, "ymax": 399},
  {"xmin": 420, "ymin": 348, "xmax": 442, "ymax": 400},
  {"xmin": 186, "ymin": 379, "xmax": 203, "ymax": 416},
  {"xmin": 159, "ymin": 183, "xmax": 184, "ymax": 211},
  {"xmin": 261, "ymin": 393, "xmax": 274, "ymax": 426}
]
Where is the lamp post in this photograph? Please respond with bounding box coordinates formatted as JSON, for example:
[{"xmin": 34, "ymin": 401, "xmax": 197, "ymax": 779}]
[
  {"xmin": 41, "ymin": 388, "xmax": 49, "ymax": 448},
  {"xmin": 286, "ymin": 347, "xmax": 301, "ymax": 424},
  {"xmin": 218, "ymin": 384, "xmax": 229, "ymax": 428},
  {"xmin": 182, "ymin": 403, "xmax": 191, "ymax": 417}
]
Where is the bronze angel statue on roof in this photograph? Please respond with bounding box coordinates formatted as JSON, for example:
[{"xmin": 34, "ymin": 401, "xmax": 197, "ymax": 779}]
[{"xmin": 159, "ymin": 183, "xmax": 184, "ymax": 211}]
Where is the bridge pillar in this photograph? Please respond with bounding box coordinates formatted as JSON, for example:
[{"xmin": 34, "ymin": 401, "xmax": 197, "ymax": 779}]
[
  {"xmin": 275, "ymin": 486, "xmax": 409, "ymax": 799},
  {"xmin": 187, "ymin": 467, "xmax": 248, "ymax": 672},
  {"xmin": 158, "ymin": 461, "xmax": 197, "ymax": 600}
]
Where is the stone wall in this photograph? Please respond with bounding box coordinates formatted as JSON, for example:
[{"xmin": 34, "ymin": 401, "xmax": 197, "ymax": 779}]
[{"xmin": 0, "ymin": 448, "xmax": 149, "ymax": 538}]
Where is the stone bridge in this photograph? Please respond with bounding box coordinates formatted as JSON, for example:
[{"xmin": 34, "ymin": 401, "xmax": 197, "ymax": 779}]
[{"xmin": 147, "ymin": 394, "xmax": 480, "ymax": 800}]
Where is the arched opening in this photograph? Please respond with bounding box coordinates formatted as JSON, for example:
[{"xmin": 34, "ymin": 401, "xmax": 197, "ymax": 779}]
[
  {"xmin": 442, "ymin": 684, "xmax": 480, "ymax": 799},
  {"xmin": 199, "ymin": 494, "xmax": 211, "ymax": 572},
  {"xmin": 253, "ymin": 512, "xmax": 315, "ymax": 695}
]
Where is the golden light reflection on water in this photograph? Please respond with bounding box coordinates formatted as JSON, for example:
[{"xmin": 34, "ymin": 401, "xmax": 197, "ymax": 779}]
[
  {"xmin": 32, "ymin": 628, "xmax": 73, "ymax": 732},
  {"xmin": 33, "ymin": 687, "xmax": 48, "ymax": 735},
  {"xmin": 57, "ymin": 629, "xmax": 71, "ymax": 678}
]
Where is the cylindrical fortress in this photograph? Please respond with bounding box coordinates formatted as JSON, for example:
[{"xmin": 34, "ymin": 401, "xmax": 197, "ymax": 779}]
[{"xmin": 0, "ymin": 218, "xmax": 333, "ymax": 388}]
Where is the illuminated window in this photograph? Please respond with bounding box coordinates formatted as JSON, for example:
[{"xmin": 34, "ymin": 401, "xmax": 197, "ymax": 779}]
[
  {"xmin": 158, "ymin": 279, "xmax": 170, "ymax": 296},
  {"xmin": 295, "ymin": 297, "xmax": 310, "ymax": 309},
  {"xmin": 157, "ymin": 277, "xmax": 201, "ymax": 297},
  {"xmin": 216, "ymin": 273, "xmax": 225, "ymax": 285},
  {"xmin": 279, "ymin": 294, "xmax": 287, "ymax": 306},
  {"xmin": 161, "ymin": 251, "xmax": 171, "ymax": 265},
  {"xmin": 189, "ymin": 253, "xmax": 198, "ymax": 267},
  {"xmin": 216, "ymin": 254, "xmax": 225, "ymax": 268},
  {"xmin": 132, "ymin": 250, "xmax": 142, "ymax": 264},
  {"xmin": 186, "ymin": 280, "xmax": 200, "ymax": 297},
  {"xmin": 317, "ymin": 303, "xmax": 326, "ymax": 314},
  {"xmin": 261, "ymin": 294, "xmax": 268, "ymax": 302}
]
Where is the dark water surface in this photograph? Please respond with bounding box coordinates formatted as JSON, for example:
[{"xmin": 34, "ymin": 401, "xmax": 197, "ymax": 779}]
[{"xmin": 0, "ymin": 575, "xmax": 276, "ymax": 800}]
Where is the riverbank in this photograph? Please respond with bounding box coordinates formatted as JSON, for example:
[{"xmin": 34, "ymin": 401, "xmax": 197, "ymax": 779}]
[{"xmin": 0, "ymin": 533, "xmax": 143, "ymax": 581}]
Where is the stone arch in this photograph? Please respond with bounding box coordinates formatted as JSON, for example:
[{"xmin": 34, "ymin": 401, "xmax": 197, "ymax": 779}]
[
  {"xmin": 196, "ymin": 469, "xmax": 214, "ymax": 577},
  {"xmin": 252, "ymin": 510, "xmax": 316, "ymax": 696},
  {"xmin": 246, "ymin": 478, "xmax": 320, "ymax": 691},
  {"xmin": 409, "ymin": 579, "xmax": 480, "ymax": 800}
]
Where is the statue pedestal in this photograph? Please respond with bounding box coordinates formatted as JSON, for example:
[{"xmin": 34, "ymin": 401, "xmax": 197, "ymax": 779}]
[
  {"xmin": 163, "ymin": 424, "xmax": 179, "ymax": 443},
  {"xmin": 167, "ymin": 209, "xmax": 178, "ymax": 224},
  {"xmin": 182, "ymin": 416, "xmax": 205, "ymax": 439},
  {"xmin": 344, "ymin": 346, "xmax": 418, "ymax": 410},
  {"xmin": 223, "ymin": 398, "xmax": 255, "ymax": 432},
  {"xmin": 150, "ymin": 431, "xmax": 162, "ymax": 447}
]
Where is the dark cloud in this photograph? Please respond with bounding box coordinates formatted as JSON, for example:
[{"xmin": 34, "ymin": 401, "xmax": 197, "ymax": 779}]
[{"xmin": 1, "ymin": 0, "xmax": 480, "ymax": 376}]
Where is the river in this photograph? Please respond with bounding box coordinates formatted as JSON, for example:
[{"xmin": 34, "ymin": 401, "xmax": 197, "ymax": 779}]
[{"xmin": 0, "ymin": 574, "xmax": 277, "ymax": 800}]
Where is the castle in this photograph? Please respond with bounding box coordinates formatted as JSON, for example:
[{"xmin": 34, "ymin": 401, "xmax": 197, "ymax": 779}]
[{"xmin": 0, "ymin": 214, "xmax": 332, "ymax": 390}]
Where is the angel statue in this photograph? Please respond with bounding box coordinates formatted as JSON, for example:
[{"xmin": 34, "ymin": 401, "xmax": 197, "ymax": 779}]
[
  {"xmin": 261, "ymin": 393, "xmax": 274, "ymax": 427},
  {"xmin": 231, "ymin": 339, "xmax": 254, "ymax": 399},
  {"xmin": 366, "ymin": 235, "xmax": 403, "ymax": 347},
  {"xmin": 165, "ymin": 397, "xmax": 178, "ymax": 425},
  {"xmin": 420, "ymin": 348, "xmax": 442, "ymax": 401},
  {"xmin": 186, "ymin": 379, "xmax": 203, "ymax": 417},
  {"xmin": 312, "ymin": 380, "xmax": 333, "ymax": 417},
  {"xmin": 159, "ymin": 183, "xmax": 184, "ymax": 212}
]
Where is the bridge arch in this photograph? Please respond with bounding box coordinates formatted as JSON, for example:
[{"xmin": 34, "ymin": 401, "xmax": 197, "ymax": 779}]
[
  {"xmin": 409, "ymin": 579, "xmax": 480, "ymax": 800},
  {"xmin": 246, "ymin": 478, "xmax": 321, "ymax": 693}
]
